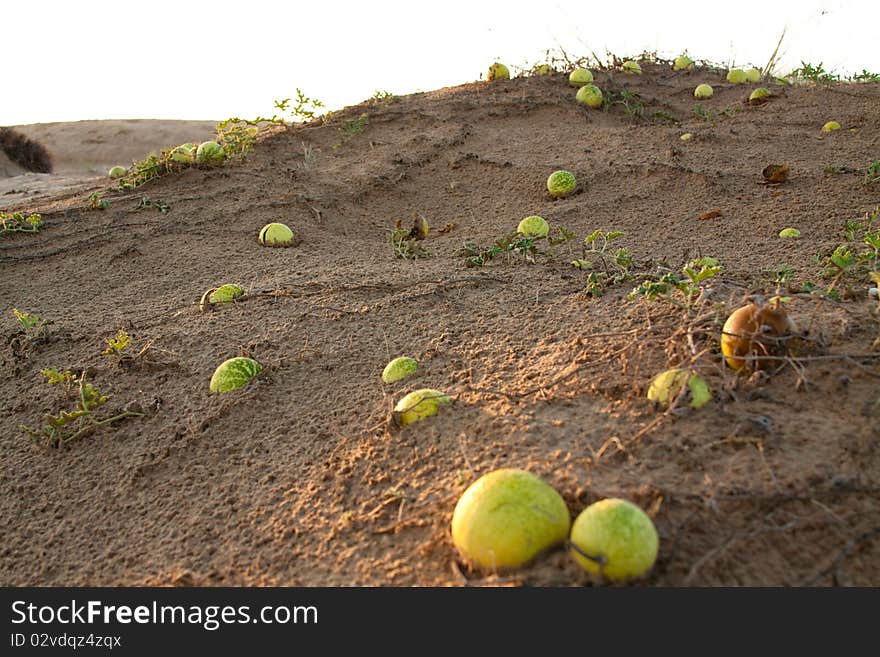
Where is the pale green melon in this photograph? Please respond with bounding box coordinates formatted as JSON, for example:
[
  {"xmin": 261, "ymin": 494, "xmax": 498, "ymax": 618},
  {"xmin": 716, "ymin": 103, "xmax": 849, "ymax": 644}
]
[
  {"xmin": 517, "ymin": 215, "xmax": 549, "ymax": 238},
  {"xmin": 694, "ymin": 83, "xmax": 714, "ymax": 99},
  {"xmin": 199, "ymin": 284, "xmax": 245, "ymax": 312},
  {"xmin": 487, "ymin": 63, "xmax": 510, "ymax": 81},
  {"xmin": 452, "ymin": 469, "xmax": 570, "ymax": 570},
  {"xmin": 646, "ymin": 368, "xmax": 711, "ymax": 409},
  {"xmin": 195, "ymin": 141, "xmax": 225, "ymax": 165},
  {"xmin": 169, "ymin": 142, "xmax": 197, "ymax": 164},
  {"xmin": 673, "ymin": 55, "xmax": 694, "ymax": 71},
  {"xmin": 393, "ymin": 388, "xmax": 451, "ymax": 426},
  {"xmin": 575, "ymin": 84, "xmax": 603, "ymax": 108},
  {"xmin": 569, "ymin": 498, "xmax": 659, "ymax": 582},
  {"xmin": 382, "ymin": 356, "xmax": 418, "ymax": 383},
  {"xmin": 726, "ymin": 69, "xmax": 747, "ymax": 84},
  {"xmin": 749, "ymin": 87, "xmax": 771, "ymax": 105},
  {"xmin": 209, "ymin": 357, "xmax": 262, "ymax": 393},
  {"xmin": 547, "ymin": 170, "xmax": 577, "ymax": 198},
  {"xmin": 259, "ymin": 223, "xmax": 295, "ymax": 247},
  {"xmin": 568, "ymin": 68, "xmax": 594, "ymax": 87}
]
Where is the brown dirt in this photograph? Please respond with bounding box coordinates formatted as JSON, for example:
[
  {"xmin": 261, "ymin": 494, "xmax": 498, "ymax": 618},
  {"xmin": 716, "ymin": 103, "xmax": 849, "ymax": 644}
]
[{"xmin": 2, "ymin": 63, "xmax": 879, "ymax": 587}]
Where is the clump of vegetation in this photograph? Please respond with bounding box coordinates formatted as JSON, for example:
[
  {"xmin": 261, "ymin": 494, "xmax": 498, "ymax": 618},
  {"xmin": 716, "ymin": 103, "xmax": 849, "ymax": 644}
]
[
  {"xmin": 629, "ymin": 256, "xmax": 722, "ymax": 310},
  {"xmin": 461, "ymin": 226, "xmax": 575, "ymax": 267},
  {"xmin": 102, "ymin": 328, "xmax": 131, "ymax": 358},
  {"xmin": 370, "ymin": 90, "xmax": 399, "ymax": 105},
  {"xmin": 274, "ymin": 88, "xmax": 327, "ymax": 122},
  {"xmin": 334, "ymin": 113, "xmax": 369, "ymax": 149},
  {"xmin": 112, "ymin": 153, "xmax": 166, "ymax": 191},
  {"xmin": 134, "ymin": 196, "xmax": 170, "ymax": 214},
  {"xmin": 602, "ymin": 88, "xmax": 679, "ymax": 124},
  {"xmin": 22, "ymin": 368, "xmax": 143, "ymax": 448},
  {"xmin": 785, "ymin": 61, "xmax": 839, "ymax": 85},
  {"xmin": 850, "ymin": 70, "xmax": 880, "ymax": 83},
  {"xmin": 571, "ymin": 230, "xmax": 633, "ymax": 296},
  {"xmin": 388, "ymin": 214, "xmax": 430, "ymax": 260},
  {"xmin": 1, "ymin": 211, "xmax": 42, "ymax": 236},
  {"xmin": 812, "ymin": 209, "xmax": 880, "ymax": 299}
]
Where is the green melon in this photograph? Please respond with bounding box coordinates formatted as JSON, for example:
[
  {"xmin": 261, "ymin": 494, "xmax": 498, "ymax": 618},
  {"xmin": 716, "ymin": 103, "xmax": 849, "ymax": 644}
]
[
  {"xmin": 452, "ymin": 468, "xmax": 570, "ymax": 570},
  {"xmin": 209, "ymin": 357, "xmax": 262, "ymax": 393}
]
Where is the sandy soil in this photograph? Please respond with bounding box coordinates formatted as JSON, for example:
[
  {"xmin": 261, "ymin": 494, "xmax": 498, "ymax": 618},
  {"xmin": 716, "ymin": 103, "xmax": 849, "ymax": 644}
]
[{"xmin": 1, "ymin": 62, "xmax": 878, "ymax": 586}]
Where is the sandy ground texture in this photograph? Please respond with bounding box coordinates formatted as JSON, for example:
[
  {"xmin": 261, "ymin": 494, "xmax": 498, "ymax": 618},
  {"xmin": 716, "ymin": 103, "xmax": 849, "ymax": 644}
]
[
  {"xmin": 0, "ymin": 120, "xmax": 217, "ymax": 210},
  {"xmin": 1, "ymin": 61, "xmax": 879, "ymax": 587}
]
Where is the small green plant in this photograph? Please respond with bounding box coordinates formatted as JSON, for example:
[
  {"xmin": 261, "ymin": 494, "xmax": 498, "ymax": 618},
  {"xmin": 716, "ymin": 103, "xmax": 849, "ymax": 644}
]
[
  {"xmin": 766, "ymin": 263, "xmax": 795, "ymax": 290},
  {"xmin": 134, "ymin": 196, "xmax": 170, "ymax": 214},
  {"xmin": 22, "ymin": 369, "xmax": 143, "ymax": 448},
  {"xmin": 461, "ymin": 225, "xmax": 574, "ymax": 267},
  {"xmin": 12, "ymin": 308, "xmax": 47, "ymax": 337},
  {"xmin": 629, "ymin": 257, "xmax": 721, "ymax": 309},
  {"xmin": 693, "ymin": 103, "xmax": 711, "ymax": 121},
  {"xmin": 274, "ymin": 88, "xmax": 326, "ymax": 122},
  {"xmin": 0, "ymin": 211, "xmax": 42, "ymax": 236},
  {"xmin": 88, "ymin": 192, "xmax": 109, "ymax": 210},
  {"xmin": 102, "ymin": 328, "xmax": 131, "ymax": 357},
  {"xmin": 334, "ymin": 113, "xmax": 368, "ymax": 148},
  {"xmin": 571, "ymin": 230, "xmax": 633, "ymax": 297}
]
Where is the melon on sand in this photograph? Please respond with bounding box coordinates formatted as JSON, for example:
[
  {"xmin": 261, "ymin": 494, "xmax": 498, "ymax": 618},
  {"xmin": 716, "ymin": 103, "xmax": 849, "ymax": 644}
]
[
  {"xmin": 199, "ymin": 284, "xmax": 244, "ymax": 312},
  {"xmin": 392, "ymin": 388, "xmax": 451, "ymax": 426},
  {"xmin": 487, "ymin": 62, "xmax": 510, "ymax": 81},
  {"xmin": 382, "ymin": 356, "xmax": 418, "ymax": 383},
  {"xmin": 209, "ymin": 357, "xmax": 262, "ymax": 393},
  {"xmin": 569, "ymin": 498, "xmax": 659, "ymax": 582},
  {"xmin": 516, "ymin": 215, "xmax": 549, "ymax": 237},
  {"xmin": 546, "ymin": 170, "xmax": 577, "ymax": 198},
  {"xmin": 451, "ymin": 469, "xmax": 570, "ymax": 570},
  {"xmin": 259, "ymin": 222, "xmax": 296, "ymax": 247}
]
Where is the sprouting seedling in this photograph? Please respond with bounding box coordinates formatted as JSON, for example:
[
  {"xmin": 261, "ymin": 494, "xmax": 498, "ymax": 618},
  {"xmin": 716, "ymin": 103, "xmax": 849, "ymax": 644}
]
[
  {"xmin": 766, "ymin": 263, "xmax": 795, "ymax": 293},
  {"xmin": 863, "ymin": 231, "xmax": 880, "ymax": 270},
  {"xmin": 0, "ymin": 211, "xmax": 42, "ymax": 236},
  {"xmin": 88, "ymin": 192, "xmax": 109, "ymax": 210},
  {"xmin": 681, "ymin": 256, "xmax": 721, "ymax": 306},
  {"xmin": 22, "ymin": 369, "xmax": 142, "ymax": 448},
  {"xmin": 12, "ymin": 308, "xmax": 49, "ymax": 342},
  {"xmin": 102, "ymin": 328, "xmax": 131, "ymax": 357}
]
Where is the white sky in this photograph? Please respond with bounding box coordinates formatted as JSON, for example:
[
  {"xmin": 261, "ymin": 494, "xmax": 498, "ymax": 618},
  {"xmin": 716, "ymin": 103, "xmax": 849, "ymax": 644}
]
[{"xmin": 4, "ymin": 0, "xmax": 879, "ymax": 126}]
